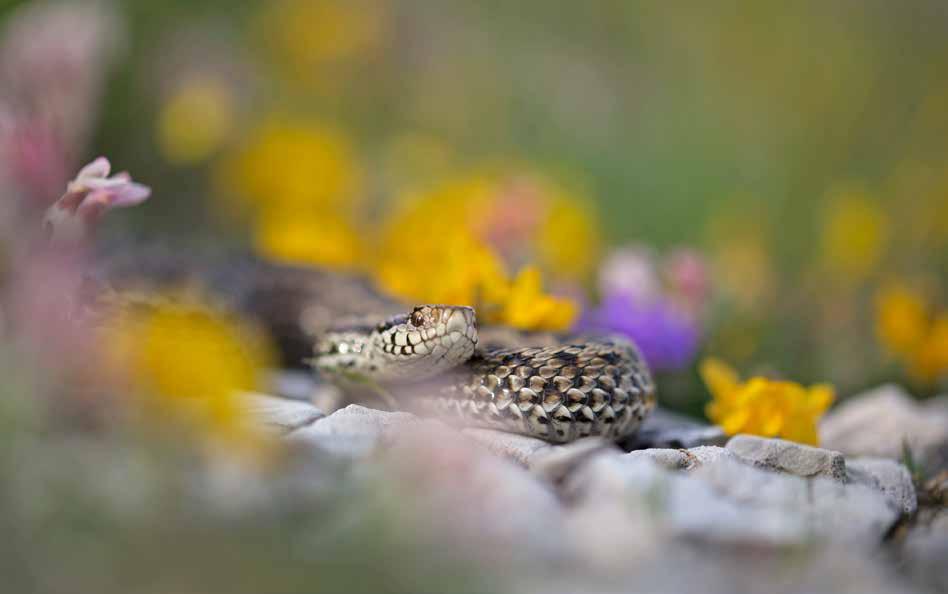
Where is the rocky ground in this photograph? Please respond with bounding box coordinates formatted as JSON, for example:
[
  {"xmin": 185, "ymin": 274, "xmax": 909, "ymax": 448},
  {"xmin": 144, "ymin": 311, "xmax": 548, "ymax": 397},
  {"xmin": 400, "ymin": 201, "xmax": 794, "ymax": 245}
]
[{"xmin": 243, "ymin": 380, "xmax": 948, "ymax": 594}]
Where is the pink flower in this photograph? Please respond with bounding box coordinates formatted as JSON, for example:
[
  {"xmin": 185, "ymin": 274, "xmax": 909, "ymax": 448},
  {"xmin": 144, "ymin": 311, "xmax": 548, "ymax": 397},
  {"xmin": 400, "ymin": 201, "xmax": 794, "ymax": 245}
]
[
  {"xmin": 663, "ymin": 248, "xmax": 711, "ymax": 315},
  {"xmin": 43, "ymin": 157, "xmax": 151, "ymax": 245},
  {"xmin": 598, "ymin": 246, "xmax": 662, "ymax": 305}
]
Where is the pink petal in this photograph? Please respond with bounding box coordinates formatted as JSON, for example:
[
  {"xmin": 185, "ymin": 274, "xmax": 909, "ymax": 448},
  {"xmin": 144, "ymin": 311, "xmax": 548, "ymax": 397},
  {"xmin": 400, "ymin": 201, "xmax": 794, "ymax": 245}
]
[
  {"xmin": 77, "ymin": 156, "xmax": 111, "ymax": 180},
  {"xmin": 109, "ymin": 183, "xmax": 151, "ymax": 207}
]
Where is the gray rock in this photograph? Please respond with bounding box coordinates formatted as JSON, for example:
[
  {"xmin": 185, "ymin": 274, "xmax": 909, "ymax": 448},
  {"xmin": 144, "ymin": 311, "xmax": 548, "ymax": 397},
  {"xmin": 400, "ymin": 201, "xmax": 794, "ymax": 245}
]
[
  {"xmin": 726, "ymin": 434, "xmax": 847, "ymax": 481},
  {"xmin": 241, "ymin": 392, "xmax": 324, "ymax": 432},
  {"xmin": 621, "ymin": 445, "xmax": 733, "ymax": 471},
  {"xmin": 287, "ymin": 404, "xmax": 443, "ymax": 458},
  {"xmin": 903, "ymin": 509, "xmax": 948, "ymax": 593},
  {"xmin": 529, "ymin": 437, "xmax": 615, "ymax": 483},
  {"xmin": 462, "ymin": 428, "xmax": 553, "ymax": 466},
  {"xmin": 379, "ymin": 425, "xmax": 569, "ymax": 563},
  {"xmin": 622, "ymin": 407, "xmax": 727, "ymax": 450},
  {"xmin": 847, "ymin": 457, "xmax": 917, "ymax": 516},
  {"xmin": 563, "ymin": 450, "xmax": 899, "ymax": 547},
  {"xmin": 820, "ymin": 384, "xmax": 948, "ymax": 473}
]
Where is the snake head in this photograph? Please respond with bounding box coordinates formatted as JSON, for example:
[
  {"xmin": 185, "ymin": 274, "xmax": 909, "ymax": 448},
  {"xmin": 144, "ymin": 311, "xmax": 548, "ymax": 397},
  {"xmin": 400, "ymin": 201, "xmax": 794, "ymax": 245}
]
[{"xmin": 313, "ymin": 305, "xmax": 478, "ymax": 383}]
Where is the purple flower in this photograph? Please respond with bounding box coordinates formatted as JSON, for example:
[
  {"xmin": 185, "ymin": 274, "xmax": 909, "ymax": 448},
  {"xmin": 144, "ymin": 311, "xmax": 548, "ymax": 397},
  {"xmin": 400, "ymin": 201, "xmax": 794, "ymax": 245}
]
[{"xmin": 580, "ymin": 292, "xmax": 700, "ymax": 372}]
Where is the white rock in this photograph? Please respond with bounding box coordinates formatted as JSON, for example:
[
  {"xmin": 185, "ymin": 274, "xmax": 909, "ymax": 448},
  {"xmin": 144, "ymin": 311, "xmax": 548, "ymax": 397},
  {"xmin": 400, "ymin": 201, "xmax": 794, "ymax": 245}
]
[
  {"xmin": 564, "ymin": 450, "xmax": 900, "ymax": 548},
  {"xmin": 379, "ymin": 425, "xmax": 569, "ymax": 564},
  {"xmin": 903, "ymin": 509, "xmax": 948, "ymax": 593},
  {"xmin": 240, "ymin": 392, "xmax": 324, "ymax": 432},
  {"xmin": 847, "ymin": 457, "xmax": 917, "ymax": 516},
  {"xmin": 726, "ymin": 434, "xmax": 847, "ymax": 481},
  {"xmin": 462, "ymin": 428, "xmax": 553, "ymax": 466},
  {"xmin": 287, "ymin": 404, "xmax": 443, "ymax": 458},
  {"xmin": 623, "ymin": 445, "xmax": 734, "ymax": 471},
  {"xmin": 529, "ymin": 437, "xmax": 615, "ymax": 483},
  {"xmin": 820, "ymin": 384, "xmax": 948, "ymax": 472}
]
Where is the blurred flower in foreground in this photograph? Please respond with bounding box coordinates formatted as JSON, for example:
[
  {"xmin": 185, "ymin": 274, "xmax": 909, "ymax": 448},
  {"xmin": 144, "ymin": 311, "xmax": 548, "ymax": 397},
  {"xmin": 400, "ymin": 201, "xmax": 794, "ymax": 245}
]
[
  {"xmin": 875, "ymin": 283, "xmax": 948, "ymax": 386},
  {"xmin": 820, "ymin": 187, "xmax": 889, "ymax": 283},
  {"xmin": 582, "ymin": 246, "xmax": 708, "ymax": 371},
  {"xmin": 43, "ymin": 157, "xmax": 151, "ymax": 246},
  {"xmin": 104, "ymin": 292, "xmax": 277, "ymax": 460},
  {"xmin": 157, "ymin": 77, "xmax": 236, "ymax": 165},
  {"xmin": 0, "ymin": 0, "xmax": 122, "ymax": 206},
  {"xmin": 700, "ymin": 358, "xmax": 835, "ymax": 446}
]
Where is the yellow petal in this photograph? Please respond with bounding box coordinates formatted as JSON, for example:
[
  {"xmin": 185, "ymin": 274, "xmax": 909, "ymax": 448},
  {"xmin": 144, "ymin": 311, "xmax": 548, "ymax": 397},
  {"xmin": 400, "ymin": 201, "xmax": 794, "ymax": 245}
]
[{"xmin": 700, "ymin": 357, "xmax": 741, "ymax": 401}]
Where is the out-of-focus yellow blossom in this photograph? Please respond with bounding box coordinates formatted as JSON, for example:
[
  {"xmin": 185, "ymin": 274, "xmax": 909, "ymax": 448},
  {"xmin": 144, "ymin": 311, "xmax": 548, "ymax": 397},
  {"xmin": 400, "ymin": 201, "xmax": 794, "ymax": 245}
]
[
  {"xmin": 701, "ymin": 357, "xmax": 835, "ymax": 446},
  {"xmin": 536, "ymin": 195, "xmax": 601, "ymax": 282},
  {"xmin": 372, "ymin": 185, "xmax": 578, "ymax": 331},
  {"xmin": 486, "ymin": 266, "xmax": 578, "ymax": 330},
  {"xmin": 908, "ymin": 315, "xmax": 948, "ymax": 384},
  {"xmin": 875, "ymin": 284, "xmax": 929, "ymax": 355},
  {"xmin": 875, "ymin": 283, "xmax": 948, "ymax": 385},
  {"xmin": 256, "ymin": 0, "xmax": 387, "ymax": 85},
  {"xmin": 214, "ymin": 117, "xmax": 361, "ymax": 219},
  {"xmin": 104, "ymin": 292, "xmax": 278, "ymax": 460},
  {"xmin": 157, "ymin": 78, "xmax": 236, "ymax": 165},
  {"xmin": 820, "ymin": 188, "xmax": 889, "ymax": 282},
  {"xmin": 254, "ymin": 212, "xmax": 364, "ymax": 269},
  {"xmin": 379, "ymin": 173, "xmax": 600, "ymax": 283}
]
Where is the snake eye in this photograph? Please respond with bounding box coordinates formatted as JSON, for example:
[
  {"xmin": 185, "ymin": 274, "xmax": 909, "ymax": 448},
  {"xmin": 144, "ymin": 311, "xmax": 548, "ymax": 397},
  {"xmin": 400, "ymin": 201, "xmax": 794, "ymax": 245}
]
[{"xmin": 410, "ymin": 310, "xmax": 425, "ymax": 327}]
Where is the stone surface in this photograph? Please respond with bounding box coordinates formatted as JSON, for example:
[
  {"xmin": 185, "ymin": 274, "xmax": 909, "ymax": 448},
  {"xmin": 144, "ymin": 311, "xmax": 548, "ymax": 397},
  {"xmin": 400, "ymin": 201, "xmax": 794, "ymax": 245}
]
[
  {"xmin": 621, "ymin": 445, "xmax": 734, "ymax": 471},
  {"xmin": 820, "ymin": 384, "xmax": 948, "ymax": 473},
  {"xmin": 462, "ymin": 427, "xmax": 553, "ymax": 466},
  {"xmin": 847, "ymin": 457, "xmax": 917, "ymax": 516},
  {"xmin": 903, "ymin": 509, "xmax": 948, "ymax": 593},
  {"xmin": 529, "ymin": 437, "xmax": 615, "ymax": 483},
  {"xmin": 380, "ymin": 425, "xmax": 569, "ymax": 564},
  {"xmin": 241, "ymin": 392, "xmax": 325, "ymax": 432},
  {"xmin": 621, "ymin": 407, "xmax": 727, "ymax": 450},
  {"xmin": 563, "ymin": 451, "xmax": 899, "ymax": 547},
  {"xmin": 726, "ymin": 434, "xmax": 847, "ymax": 481},
  {"xmin": 287, "ymin": 404, "xmax": 442, "ymax": 458}
]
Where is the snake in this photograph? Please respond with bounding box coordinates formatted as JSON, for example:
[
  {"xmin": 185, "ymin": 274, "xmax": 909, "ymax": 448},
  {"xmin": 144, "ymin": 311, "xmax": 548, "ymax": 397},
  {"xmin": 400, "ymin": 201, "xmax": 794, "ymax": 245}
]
[{"xmin": 87, "ymin": 247, "xmax": 657, "ymax": 443}]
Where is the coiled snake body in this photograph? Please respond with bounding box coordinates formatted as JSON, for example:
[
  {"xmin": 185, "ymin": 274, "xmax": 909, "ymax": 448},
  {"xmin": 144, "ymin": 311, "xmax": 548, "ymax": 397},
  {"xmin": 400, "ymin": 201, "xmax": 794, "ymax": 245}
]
[{"xmin": 92, "ymin": 250, "xmax": 657, "ymax": 443}]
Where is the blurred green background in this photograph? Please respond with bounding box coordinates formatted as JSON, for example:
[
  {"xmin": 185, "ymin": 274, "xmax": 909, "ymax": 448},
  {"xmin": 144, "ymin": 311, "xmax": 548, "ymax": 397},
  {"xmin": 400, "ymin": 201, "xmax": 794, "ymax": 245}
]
[{"xmin": 3, "ymin": 0, "xmax": 947, "ymax": 405}]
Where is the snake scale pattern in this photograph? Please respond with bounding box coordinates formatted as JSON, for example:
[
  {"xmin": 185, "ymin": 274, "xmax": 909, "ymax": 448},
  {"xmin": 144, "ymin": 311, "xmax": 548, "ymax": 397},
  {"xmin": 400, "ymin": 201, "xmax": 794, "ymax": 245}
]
[{"xmin": 91, "ymin": 249, "xmax": 657, "ymax": 443}]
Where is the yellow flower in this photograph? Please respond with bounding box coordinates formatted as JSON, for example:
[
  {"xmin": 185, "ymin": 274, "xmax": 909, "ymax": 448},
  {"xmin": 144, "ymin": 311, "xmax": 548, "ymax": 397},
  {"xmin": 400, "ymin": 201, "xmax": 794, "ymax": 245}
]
[
  {"xmin": 157, "ymin": 77, "xmax": 236, "ymax": 165},
  {"xmin": 254, "ymin": 212, "xmax": 364, "ymax": 269},
  {"xmin": 486, "ymin": 266, "xmax": 578, "ymax": 331},
  {"xmin": 214, "ymin": 117, "xmax": 361, "ymax": 220},
  {"xmin": 371, "ymin": 186, "xmax": 578, "ymax": 332},
  {"xmin": 908, "ymin": 315, "xmax": 948, "ymax": 385},
  {"xmin": 875, "ymin": 283, "xmax": 948, "ymax": 385},
  {"xmin": 875, "ymin": 284, "xmax": 929, "ymax": 356},
  {"xmin": 535, "ymin": 194, "xmax": 601, "ymax": 282},
  {"xmin": 103, "ymin": 292, "xmax": 278, "ymax": 458},
  {"xmin": 820, "ymin": 188, "xmax": 889, "ymax": 282},
  {"xmin": 701, "ymin": 358, "xmax": 835, "ymax": 446}
]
